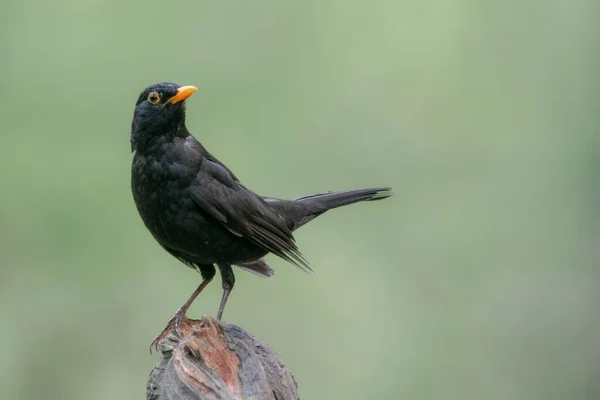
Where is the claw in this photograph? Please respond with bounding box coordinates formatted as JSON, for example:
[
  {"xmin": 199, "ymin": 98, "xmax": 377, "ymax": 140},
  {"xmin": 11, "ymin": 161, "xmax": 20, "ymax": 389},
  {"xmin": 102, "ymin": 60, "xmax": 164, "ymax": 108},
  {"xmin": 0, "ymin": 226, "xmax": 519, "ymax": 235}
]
[
  {"xmin": 149, "ymin": 312, "xmax": 187, "ymax": 354},
  {"xmin": 148, "ymin": 277, "xmax": 214, "ymax": 354}
]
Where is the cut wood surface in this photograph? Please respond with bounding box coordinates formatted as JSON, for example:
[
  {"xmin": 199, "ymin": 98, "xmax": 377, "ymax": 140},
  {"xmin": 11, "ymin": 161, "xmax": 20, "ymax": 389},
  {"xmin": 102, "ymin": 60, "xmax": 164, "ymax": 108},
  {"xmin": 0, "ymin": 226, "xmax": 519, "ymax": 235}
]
[{"xmin": 147, "ymin": 316, "xmax": 299, "ymax": 400}]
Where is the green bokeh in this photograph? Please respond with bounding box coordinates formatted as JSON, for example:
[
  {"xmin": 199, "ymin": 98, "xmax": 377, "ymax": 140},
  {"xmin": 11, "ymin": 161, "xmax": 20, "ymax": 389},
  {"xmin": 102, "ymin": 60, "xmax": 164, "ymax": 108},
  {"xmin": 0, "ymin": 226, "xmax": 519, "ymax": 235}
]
[{"xmin": 1, "ymin": 1, "xmax": 598, "ymax": 399}]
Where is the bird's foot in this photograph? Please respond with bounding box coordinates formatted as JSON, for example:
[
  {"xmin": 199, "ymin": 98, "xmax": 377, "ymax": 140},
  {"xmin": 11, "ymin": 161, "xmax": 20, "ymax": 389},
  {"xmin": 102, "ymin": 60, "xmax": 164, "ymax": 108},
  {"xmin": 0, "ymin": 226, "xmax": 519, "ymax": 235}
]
[{"xmin": 150, "ymin": 311, "xmax": 191, "ymax": 354}]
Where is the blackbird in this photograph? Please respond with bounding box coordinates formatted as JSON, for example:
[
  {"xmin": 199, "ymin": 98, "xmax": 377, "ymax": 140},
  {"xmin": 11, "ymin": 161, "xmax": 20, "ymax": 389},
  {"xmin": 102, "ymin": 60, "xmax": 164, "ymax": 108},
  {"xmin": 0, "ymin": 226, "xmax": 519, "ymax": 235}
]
[{"xmin": 130, "ymin": 82, "xmax": 391, "ymax": 350}]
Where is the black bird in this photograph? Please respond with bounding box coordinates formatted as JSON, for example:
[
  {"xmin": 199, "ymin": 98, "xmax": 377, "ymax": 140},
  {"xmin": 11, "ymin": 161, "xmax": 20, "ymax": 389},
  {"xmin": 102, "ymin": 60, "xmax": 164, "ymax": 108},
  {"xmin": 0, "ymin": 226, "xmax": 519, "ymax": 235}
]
[{"xmin": 130, "ymin": 82, "xmax": 391, "ymax": 350}]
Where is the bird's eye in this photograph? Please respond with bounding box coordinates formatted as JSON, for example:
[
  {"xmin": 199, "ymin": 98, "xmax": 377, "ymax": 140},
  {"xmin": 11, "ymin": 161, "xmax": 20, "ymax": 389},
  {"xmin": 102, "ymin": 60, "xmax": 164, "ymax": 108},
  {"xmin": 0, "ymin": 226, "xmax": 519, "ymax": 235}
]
[{"xmin": 147, "ymin": 92, "xmax": 160, "ymax": 105}]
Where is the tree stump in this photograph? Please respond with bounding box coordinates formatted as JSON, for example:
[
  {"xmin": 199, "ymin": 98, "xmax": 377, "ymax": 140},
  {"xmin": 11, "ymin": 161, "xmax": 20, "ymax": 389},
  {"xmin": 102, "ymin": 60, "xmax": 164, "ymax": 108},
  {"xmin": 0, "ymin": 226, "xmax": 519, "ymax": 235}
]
[{"xmin": 147, "ymin": 316, "xmax": 299, "ymax": 400}]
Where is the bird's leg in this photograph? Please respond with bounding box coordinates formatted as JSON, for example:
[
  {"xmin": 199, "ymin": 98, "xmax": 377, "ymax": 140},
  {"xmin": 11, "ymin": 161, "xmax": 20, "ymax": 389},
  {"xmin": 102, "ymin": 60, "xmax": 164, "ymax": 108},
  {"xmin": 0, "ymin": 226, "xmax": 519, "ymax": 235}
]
[
  {"xmin": 216, "ymin": 263, "xmax": 236, "ymax": 320},
  {"xmin": 150, "ymin": 276, "xmax": 213, "ymax": 353}
]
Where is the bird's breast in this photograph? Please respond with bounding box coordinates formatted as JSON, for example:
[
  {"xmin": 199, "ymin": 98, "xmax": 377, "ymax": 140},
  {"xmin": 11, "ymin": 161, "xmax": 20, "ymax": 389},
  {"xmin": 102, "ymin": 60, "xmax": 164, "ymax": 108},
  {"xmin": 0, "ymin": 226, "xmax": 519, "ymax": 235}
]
[{"xmin": 131, "ymin": 152, "xmax": 199, "ymax": 235}]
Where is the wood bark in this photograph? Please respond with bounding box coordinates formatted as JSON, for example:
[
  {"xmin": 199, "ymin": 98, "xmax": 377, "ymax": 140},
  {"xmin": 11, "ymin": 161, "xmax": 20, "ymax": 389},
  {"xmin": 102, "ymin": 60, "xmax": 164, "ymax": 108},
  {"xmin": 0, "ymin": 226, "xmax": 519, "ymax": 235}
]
[{"xmin": 147, "ymin": 316, "xmax": 299, "ymax": 400}]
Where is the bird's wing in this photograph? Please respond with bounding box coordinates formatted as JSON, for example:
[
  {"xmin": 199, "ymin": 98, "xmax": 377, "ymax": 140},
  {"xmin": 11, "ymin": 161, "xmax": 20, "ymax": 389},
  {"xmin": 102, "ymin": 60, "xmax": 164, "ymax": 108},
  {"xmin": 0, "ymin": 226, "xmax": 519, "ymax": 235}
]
[
  {"xmin": 189, "ymin": 159, "xmax": 310, "ymax": 271},
  {"xmin": 204, "ymin": 150, "xmax": 241, "ymax": 182}
]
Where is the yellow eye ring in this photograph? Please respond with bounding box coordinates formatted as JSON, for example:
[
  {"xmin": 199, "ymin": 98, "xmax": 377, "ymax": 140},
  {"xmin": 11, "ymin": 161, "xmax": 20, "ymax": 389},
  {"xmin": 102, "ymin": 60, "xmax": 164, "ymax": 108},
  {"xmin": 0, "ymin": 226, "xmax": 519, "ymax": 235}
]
[{"xmin": 147, "ymin": 91, "xmax": 160, "ymax": 105}]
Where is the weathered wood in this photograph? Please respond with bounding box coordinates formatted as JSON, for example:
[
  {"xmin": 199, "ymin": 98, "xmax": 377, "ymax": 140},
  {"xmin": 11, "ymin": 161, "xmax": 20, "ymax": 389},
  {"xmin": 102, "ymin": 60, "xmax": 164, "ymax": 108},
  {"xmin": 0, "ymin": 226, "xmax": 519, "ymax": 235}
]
[{"xmin": 147, "ymin": 316, "xmax": 299, "ymax": 400}]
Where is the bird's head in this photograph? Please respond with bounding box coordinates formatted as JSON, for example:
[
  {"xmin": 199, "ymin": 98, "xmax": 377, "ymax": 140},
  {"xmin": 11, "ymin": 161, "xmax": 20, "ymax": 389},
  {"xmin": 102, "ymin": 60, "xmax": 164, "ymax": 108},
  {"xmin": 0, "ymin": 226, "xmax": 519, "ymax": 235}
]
[{"xmin": 130, "ymin": 82, "xmax": 198, "ymax": 152}]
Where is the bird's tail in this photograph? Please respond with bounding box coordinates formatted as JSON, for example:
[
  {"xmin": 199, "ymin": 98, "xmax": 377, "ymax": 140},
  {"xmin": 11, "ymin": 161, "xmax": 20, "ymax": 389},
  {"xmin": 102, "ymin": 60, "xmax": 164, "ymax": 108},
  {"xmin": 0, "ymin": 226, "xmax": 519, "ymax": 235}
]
[
  {"xmin": 293, "ymin": 187, "xmax": 392, "ymax": 210},
  {"xmin": 265, "ymin": 187, "xmax": 392, "ymax": 232}
]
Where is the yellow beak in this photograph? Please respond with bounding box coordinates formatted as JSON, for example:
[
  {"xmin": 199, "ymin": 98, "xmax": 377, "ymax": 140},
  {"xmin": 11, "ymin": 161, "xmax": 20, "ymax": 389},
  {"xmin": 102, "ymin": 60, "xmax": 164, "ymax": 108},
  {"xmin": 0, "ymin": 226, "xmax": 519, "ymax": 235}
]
[{"xmin": 168, "ymin": 86, "xmax": 198, "ymax": 104}]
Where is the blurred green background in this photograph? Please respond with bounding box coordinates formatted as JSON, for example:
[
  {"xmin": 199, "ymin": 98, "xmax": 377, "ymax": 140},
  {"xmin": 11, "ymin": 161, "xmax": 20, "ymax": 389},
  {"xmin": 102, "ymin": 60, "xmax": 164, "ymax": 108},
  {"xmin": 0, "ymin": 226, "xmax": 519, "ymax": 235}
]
[{"xmin": 1, "ymin": 0, "xmax": 598, "ymax": 399}]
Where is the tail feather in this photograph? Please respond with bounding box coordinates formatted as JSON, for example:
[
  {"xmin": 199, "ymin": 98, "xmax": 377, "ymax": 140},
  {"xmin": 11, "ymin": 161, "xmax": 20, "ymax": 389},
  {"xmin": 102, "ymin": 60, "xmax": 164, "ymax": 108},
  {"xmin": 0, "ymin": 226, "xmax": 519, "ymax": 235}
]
[
  {"xmin": 294, "ymin": 187, "xmax": 392, "ymax": 210},
  {"xmin": 264, "ymin": 187, "xmax": 392, "ymax": 233}
]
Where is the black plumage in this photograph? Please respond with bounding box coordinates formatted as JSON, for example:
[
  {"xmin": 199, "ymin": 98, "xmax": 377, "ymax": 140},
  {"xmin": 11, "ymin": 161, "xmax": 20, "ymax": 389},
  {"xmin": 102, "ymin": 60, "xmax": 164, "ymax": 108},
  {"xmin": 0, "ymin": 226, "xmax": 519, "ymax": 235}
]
[{"xmin": 130, "ymin": 82, "xmax": 391, "ymax": 350}]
